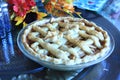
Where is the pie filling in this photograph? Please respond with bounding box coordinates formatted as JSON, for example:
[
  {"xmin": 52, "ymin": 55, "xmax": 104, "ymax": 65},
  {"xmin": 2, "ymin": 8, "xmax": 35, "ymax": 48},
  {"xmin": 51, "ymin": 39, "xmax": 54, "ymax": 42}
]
[{"xmin": 22, "ymin": 17, "xmax": 110, "ymax": 65}]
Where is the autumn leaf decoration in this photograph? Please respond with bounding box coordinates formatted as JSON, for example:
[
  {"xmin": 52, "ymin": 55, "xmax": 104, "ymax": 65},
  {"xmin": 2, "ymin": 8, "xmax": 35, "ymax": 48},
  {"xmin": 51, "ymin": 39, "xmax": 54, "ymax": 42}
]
[
  {"xmin": 8, "ymin": 0, "xmax": 47, "ymax": 27},
  {"xmin": 43, "ymin": 0, "xmax": 81, "ymax": 17}
]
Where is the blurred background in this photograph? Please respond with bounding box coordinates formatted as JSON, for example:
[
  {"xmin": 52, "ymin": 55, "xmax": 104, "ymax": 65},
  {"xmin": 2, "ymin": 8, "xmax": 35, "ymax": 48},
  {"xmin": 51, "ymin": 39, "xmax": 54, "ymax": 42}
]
[{"xmin": 73, "ymin": 0, "xmax": 120, "ymax": 31}]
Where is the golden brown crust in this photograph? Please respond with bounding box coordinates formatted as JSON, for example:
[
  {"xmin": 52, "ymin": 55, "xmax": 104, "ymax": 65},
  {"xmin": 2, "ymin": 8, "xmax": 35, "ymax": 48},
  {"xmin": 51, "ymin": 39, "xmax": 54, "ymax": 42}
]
[{"xmin": 22, "ymin": 17, "xmax": 110, "ymax": 65}]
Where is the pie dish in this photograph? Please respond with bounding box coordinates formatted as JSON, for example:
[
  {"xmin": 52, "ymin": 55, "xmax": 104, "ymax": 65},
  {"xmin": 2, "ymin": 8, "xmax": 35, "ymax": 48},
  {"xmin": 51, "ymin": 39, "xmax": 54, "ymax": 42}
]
[{"xmin": 17, "ymin": 17, "xmax": 114, "ymax": 70}]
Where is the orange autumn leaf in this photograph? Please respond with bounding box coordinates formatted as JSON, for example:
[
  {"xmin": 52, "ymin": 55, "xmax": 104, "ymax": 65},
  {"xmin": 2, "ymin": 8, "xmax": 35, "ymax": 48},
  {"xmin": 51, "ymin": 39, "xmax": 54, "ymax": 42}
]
[
  {"xmin": 44, "ymin": 2, "xmax": 53, "ymax": 13},
  {"xmin": 44, "ymin": 0, "xmax": 75, "ymax": 16},
  {"xmin": 52, "ymin": 10, "xmax": 68, "ymax": 16},
  {"xmin": 37, "ymin": 12, "xmax": 47, "ymax": 20}
]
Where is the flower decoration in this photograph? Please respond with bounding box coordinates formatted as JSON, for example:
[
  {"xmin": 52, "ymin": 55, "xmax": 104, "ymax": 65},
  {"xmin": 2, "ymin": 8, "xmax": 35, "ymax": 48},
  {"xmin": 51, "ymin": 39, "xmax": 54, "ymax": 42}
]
[
  {"xmin": 42, "ymin": 0, "xmax": 81, "ymax": 17},
  {"xmin": 8, "ymin": 0, "xmax": 47, "ymax": 27}
]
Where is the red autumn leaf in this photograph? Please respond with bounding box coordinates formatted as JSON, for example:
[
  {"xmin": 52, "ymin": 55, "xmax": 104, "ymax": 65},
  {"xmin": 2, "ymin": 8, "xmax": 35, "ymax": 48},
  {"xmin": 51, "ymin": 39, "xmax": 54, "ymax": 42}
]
[
  {"xmin": 27, "ymin": 0, "xmax": 36, "ymax": 7},
  {"xmin": 8, "ymin": 0, "xmax": 36, "ymax": 17}
]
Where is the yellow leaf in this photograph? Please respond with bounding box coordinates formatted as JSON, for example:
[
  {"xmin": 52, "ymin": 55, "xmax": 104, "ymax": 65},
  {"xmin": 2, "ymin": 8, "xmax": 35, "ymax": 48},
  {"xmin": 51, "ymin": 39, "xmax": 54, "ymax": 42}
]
[
  {"xmin": 23, "ymin": 22, "xmax": 28, "ymax": 27},
  {"xmin": 65, "ymin": 0, "xmax": 73, "ymax": 4},
  {"xmin": 14, "ymin": 16, "xmax": 25, "ymax": 26},
  {"xmin": 37, "ymin": 12, "xmax": 47, "ymax": 20},
  {"xmin": 51, "ymin": 2, "xmax": 56, "ymax": 6},
  {"xmin": 10, "ymin": 13, "xmax": 15, "ymax": 20},
  {"xmin": 75, "ymin": 12, "xmax": 81, "ymax": 15},
  {"xmin": 74, "ymin": 11, "xmax": 83, "ymax": 18}
]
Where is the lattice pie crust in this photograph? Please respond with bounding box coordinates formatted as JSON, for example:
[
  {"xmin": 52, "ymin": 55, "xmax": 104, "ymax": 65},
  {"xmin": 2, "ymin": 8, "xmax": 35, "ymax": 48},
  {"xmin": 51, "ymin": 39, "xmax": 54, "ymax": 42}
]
[{"xmin": 22, "ymin": 17, "xmax": 110, "ymax": 65}]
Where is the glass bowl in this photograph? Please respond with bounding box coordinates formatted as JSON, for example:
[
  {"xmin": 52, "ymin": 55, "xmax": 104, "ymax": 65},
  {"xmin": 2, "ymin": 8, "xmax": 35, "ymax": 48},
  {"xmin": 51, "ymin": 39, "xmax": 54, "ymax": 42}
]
[{"xmin": 17, "ymin": 20, "xmax": 115, "ymax": 71}]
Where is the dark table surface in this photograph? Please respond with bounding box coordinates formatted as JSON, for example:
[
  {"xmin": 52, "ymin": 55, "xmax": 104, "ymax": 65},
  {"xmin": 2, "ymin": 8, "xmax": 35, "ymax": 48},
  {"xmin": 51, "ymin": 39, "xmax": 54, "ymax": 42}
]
[{"xmin": 0, "ymin": 10, "xmax": 120, "ymax": 80}]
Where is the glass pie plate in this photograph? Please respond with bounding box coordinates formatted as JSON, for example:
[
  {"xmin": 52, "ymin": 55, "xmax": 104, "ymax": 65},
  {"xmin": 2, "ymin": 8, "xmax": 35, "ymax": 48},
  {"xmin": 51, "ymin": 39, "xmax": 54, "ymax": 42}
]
[{"xmin": 17, "ymin": 21, "xmax": 115, "ymax": 71}]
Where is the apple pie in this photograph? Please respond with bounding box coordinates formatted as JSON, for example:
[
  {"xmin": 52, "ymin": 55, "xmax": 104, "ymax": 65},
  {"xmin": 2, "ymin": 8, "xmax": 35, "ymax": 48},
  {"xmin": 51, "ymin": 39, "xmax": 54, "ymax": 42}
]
[{"xmin": 22, "ymin": 17, "xmax": 110, "ymax": 65}]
